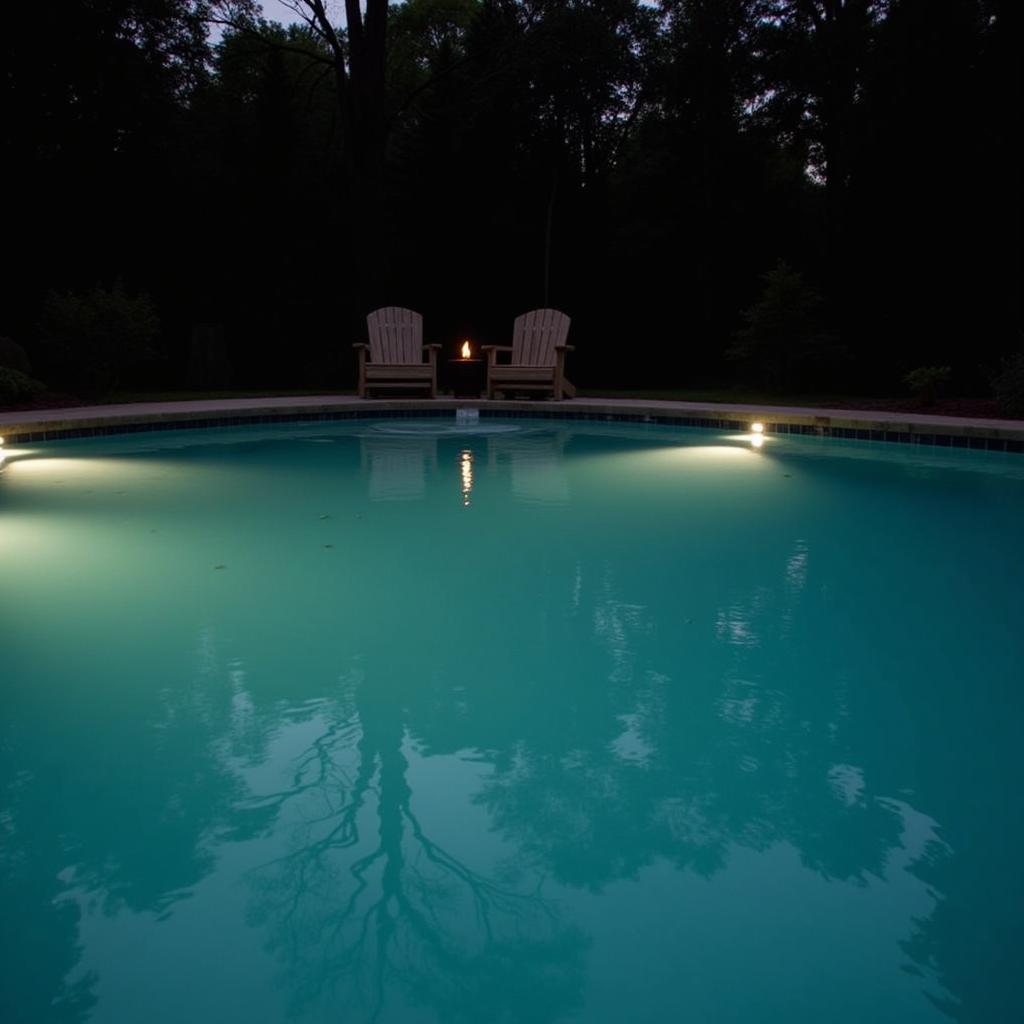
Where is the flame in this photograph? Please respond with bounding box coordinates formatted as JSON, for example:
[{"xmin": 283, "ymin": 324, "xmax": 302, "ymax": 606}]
[{"xmin": 461, "ymin": 340, "xmax": 471, "ymax": 359}]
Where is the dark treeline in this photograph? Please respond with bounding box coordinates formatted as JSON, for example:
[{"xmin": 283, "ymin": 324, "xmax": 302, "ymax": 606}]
[{"xmin": 0, "ymin": 0, "xmax": 1019, "ymax": 399}]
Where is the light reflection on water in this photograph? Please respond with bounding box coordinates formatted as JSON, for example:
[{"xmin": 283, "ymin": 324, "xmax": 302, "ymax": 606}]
[
  {"xmin": 1, "ymin": 420, "xmax": 1022, "ymax": 1023},
  {"xmin": 460, "ymin": 449, "xmax": 473, "ymax": 507}
]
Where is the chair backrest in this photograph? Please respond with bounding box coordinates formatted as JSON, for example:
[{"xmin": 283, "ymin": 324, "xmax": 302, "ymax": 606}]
[
  {"xmin": 511, "ymin": 308, "xmax": 571, "ymax": 366},
  {"xmin": 367, "ymin": 307, "xmax": 423, "ymax": 364}
]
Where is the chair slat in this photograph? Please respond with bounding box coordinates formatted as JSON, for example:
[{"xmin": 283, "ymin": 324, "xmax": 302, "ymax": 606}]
[
  {"xmin": 538, "ymin": 309, "xmax": 550, "ymax": 364},
  {"xmin": 511, "ymin": 312, "xmax": 527, "ymax": 364}
]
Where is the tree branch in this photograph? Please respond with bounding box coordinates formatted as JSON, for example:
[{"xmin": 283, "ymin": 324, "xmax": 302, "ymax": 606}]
[{"xmin": 207, "ymin": 15, "xmax": 334, "ymax": 66}]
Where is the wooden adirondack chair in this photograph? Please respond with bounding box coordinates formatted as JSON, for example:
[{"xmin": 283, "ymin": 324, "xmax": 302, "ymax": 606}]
[
  {"xmin": 483, "ymin": 309, "xmax": 575, "ymax": 400},
  {"xmin": 354, "ymin": 307, "xmax": 440, "ymax": 398}
]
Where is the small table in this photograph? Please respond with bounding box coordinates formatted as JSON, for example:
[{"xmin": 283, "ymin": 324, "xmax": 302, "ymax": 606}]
[{"xmin": 446, "ymin": 358, "xmax": 485, "ymax": 398}]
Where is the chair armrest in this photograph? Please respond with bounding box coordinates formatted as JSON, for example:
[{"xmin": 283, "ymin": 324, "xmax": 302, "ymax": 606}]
[
  {"xmin": 424, "ymin": 344, "xmax": 442, "ymax": 350},
  {"xmin": 482, "ymin": 344, "xmax": 511, "ymax": 368},
  {"xmin": 555, "ymin": 344, "xmax": 575, "ymax": 352},
  {"xmin": 353, "ymin": 343, "xmax": 369, "ymax": 351}
]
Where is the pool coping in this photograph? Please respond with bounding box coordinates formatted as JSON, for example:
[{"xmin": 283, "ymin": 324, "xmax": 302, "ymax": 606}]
[{"xmin": 2, "ymin": 396, "xmax": 1023, "ymax": 454}]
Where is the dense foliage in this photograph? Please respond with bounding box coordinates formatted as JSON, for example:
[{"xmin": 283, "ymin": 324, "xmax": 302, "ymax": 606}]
[
  {"xmin": 0, "ymin": 367, "xmax": 46, "ymax": 403},
  {"xmin": 38, "ymin": 283, "xmax": 161, "ymax": 392},
  {"xmin": 0, "ymin": 0, "xmax": 1018, "ymax": 396},
  {"xmin": 992, "ymin": 351, "xmax": 1024, "ymax": 416}
]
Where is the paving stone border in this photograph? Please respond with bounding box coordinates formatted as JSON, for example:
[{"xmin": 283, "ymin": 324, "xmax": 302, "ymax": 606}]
[{"xmin": 2, "ymin": 396, "xmax": 1023, "ymax": 453}]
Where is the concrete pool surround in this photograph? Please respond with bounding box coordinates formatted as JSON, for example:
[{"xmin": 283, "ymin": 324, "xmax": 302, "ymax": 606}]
[{"xmin": 1, "ymin": 395, "xmax": 1023, "ymax": 453}]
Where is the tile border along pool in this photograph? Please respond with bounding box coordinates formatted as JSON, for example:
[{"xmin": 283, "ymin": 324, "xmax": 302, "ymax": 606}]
[{"xmin": 2, "ymin": 396, "xmax": 1023, "ymax": 453}]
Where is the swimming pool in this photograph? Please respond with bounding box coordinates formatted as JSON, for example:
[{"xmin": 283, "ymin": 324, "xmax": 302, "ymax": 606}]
[{"xmin": 1, "ymin": 419, "xmax": 1022, "ymax": 1023}]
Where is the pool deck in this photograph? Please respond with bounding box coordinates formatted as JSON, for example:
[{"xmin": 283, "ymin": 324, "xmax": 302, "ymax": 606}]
[{"xmin": 2, "ymin": 395, "xmax": 1023, "ymax": 452}]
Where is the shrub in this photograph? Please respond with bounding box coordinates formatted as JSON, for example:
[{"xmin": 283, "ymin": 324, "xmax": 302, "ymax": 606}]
[
  {"xmin": 0, "ymin": 366, "xmax": 46, "ymax": 403},
  {"xmin": 38, "ymin": 282, "xmax": 159, "ymax": 393},
  {"xmin": 0, "ymin": 336, "xmax": 32, "ymax": 374},
  {"xmin": 728, "ymin": 260, "xmax": 848, "ymax": 391},
  {"xmin": 992, "ymin": 352, "xmax": 1024, "ymax": 417},
  {"xmin": 903, "ymin": 365, "xmax": 951, "ymax": 407}
]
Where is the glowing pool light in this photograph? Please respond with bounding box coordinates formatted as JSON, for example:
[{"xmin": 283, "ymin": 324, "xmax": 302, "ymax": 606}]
[{"xmin": 751, "ymin": 422, "xmax": 764, "ymax": 434}]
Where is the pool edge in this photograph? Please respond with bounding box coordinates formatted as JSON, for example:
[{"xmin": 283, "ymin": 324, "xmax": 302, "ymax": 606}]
[{"xmin": 2, "ymin": 397, "xmax": 1023, "ymax": 454}]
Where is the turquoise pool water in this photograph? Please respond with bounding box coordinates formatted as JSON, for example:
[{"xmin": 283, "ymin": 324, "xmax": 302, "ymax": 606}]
[{"xmin": 1, "ymin": 419, "xmax": 1022, "ymax": 1023}]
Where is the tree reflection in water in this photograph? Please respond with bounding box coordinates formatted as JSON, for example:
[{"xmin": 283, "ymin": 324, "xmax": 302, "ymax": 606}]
[
  {"xmin": 0, "ymin": 620, "xmax": 249, "ymax": 1024},
  {"xmin": 2, "ymin": 426, "xmax": 1022, "ymax": 1022},
  {"xmin": 240, "ymin": 680, "xmax": 586, "ymax": 1023}
]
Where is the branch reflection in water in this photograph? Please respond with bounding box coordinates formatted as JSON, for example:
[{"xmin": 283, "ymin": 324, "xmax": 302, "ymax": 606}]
[
  {"xmin": 2, "ymin": 422, "xmax": 1020, "ymax": 1022},
  {"xmin": 239, "ymin": 681, "xmax": 586, "ymax": 1023}
]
